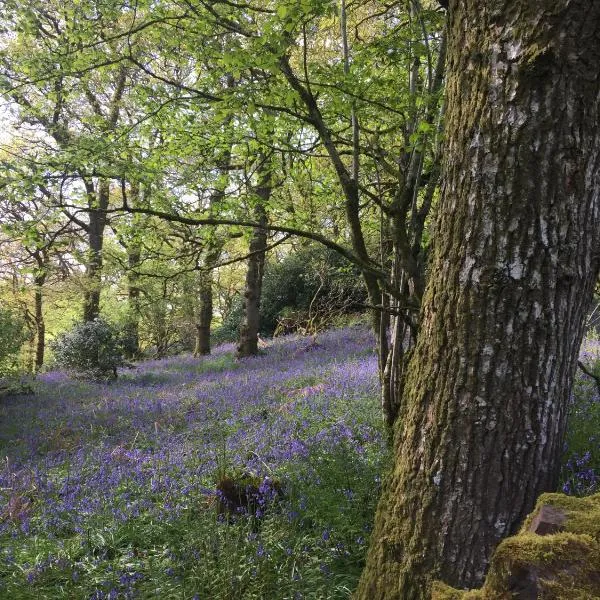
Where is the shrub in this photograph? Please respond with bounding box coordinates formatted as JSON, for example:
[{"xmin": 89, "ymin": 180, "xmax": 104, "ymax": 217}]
[
  {"xmin": 217, "ymin": 245, "xmax": 367, "ymax": 340},
  {"xmin": 51, "ymin": 318, "xmax": 125, "ymax": 380}
]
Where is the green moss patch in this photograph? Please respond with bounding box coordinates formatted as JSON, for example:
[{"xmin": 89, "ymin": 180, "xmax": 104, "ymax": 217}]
[{"xmin": 433, "ymin": 493, "xmax": 600, "ymax": 599}]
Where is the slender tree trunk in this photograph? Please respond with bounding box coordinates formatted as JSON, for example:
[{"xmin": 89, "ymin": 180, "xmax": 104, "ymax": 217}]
[
  {"xmin": 193, "ymin": 80, "xmax": 234, "ymax": 356},
  {"xmin": 194, "ymin": 149, "xmax": 232, "ymax": 356},
  {"xmin": 34, "ymin": 276, "xmax": 45, "ymax": 370},
  {"xmin": 80, "ymin": 69, "xmax": 125, "ymax": 322},
  {"xmin": 357, "ymin": 2, "xmax": 600, "ymax": 598},
  {"xmin": 123, "ymin": 182, "xmax": 143, "ymax": 358},
  {"xmin": 125, "ymin": 245, "xmax": 141, "ymax": 358},
  {"xmin": 237, "ymin": 159, "xmax": 271, "ymax": 357},
  {"xmin": 380, "ymin": 27, "xmax": 447, "ymax": 428},
  {"xmin": 194, "ymin": 268, "xmax": 214, "ymax": 356},
  {"xmin": 83, "ymin": 180, "xmax": 109, "ymax": 322}
]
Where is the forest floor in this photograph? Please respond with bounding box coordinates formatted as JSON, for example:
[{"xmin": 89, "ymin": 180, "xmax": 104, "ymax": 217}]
[
  {"xmin": 0, "ymin": 325, "xmax": 386, "ymax": 599},
  {"xmin": 0, "ymin": 325, "xmax": 598, "ymax": 599}
]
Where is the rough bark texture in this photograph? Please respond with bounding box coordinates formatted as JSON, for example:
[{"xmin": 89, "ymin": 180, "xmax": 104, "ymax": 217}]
[
  {"xmin": 356, "ymin": 2, "xmax": 600, "ymax": 598},
  {"xmin": 237, "ymin": 162, "xmax": 271, "ymax": 358}
]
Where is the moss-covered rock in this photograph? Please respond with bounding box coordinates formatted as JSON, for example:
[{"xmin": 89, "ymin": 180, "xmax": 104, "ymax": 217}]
[{"xmin": 432, "ymin": 493, "xmax": 600, "ymax": 600}]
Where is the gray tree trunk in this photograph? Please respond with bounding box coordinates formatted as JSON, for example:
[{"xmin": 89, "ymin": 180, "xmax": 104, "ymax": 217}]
[{"xmin": 356, "ymin": 1, "xmax": 600, "ymax": 598}]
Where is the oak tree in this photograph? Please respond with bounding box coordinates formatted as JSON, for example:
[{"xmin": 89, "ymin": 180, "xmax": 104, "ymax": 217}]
[{"xmin": 356, "ymin": 1, "xmax": 600, "ymax": 597}]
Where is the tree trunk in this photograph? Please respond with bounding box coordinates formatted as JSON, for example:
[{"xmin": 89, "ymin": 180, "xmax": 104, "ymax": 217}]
[
  {"xmin": 123, "ymin": 182, "xmax": 143, "ymax": 359},
  {"xmin": 125, "ymin": 245, "xmax": 141, "ymax": 358},
  {"xmin": 194, "ymin": 146, "xmax": 232, "ymax": 356},
  {"xmin": 237, "ymin": 160, "xmax": 271, "ymax": 358},
  {"xmin": 194, "ymin": 269, "xmax": 214, "ymax": 356},
  {"xmin": 357, "ymin": 2, "xmax": 600, "ymax": 598},
  {"xmin": 83, "ymin": 180, "xmax": 109, "ymax": 322},
  {"xmin": 34, "ymin": 277, "xmax": 45, "ymax": 371}
]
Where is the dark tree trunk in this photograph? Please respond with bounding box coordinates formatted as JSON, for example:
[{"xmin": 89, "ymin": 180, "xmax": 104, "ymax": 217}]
[
  {"xmin": 34, "ymin": 277, "xmax": 45, "ymax": 370},
  {"xmin": 194, "ymin": 149, "xmax": 232, "ymax": 356},
  {"xmin": 82, "ymin": 180, "xmax": 109, "ymax": 322},
  {"xmin": 123, "ymin": 182, "xmax": 143, "ymax": 359},
  {"xmin": 237, "ymin": 160, "xmax": 271, "ymax": 358},
  {"xmin": 125, "ymin": 245, "xmax": 141, "ymax": 358},
  {"xmin": 194, "ymin": 269, "xmax": 214, "ymax": 356},
  {"xmin": 357, "ymin": 2, "xmax": 600, "ymax": 598},
  {"xmin": 32, "ymin": 250, "xmax": 47, "ymax": 371},
  {"xmin": 80, "ymin": 69, "xmax": 125, "ymax": 323}
]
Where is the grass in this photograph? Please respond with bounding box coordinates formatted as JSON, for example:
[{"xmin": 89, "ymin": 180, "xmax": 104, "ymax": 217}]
[
  {"xmin": 0, "ymin": 326, "xmax": 386, "ymax": 599},
  {"xmin": 1, "ymin": 324, "xmax": 599, "ymax": 598},
  {"xmin": 560, "ymin": 337, "xmax": 600, "ymax": 495}
]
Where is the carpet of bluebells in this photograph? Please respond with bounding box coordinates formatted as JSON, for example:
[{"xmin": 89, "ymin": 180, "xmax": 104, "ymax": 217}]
[
  {"xmin": 0, "ymin": 325, "xmax": 386, "ymax": 599},
  {"xmin": 1, "ymin": 325, "xmax": 599, "ymax": 599}
]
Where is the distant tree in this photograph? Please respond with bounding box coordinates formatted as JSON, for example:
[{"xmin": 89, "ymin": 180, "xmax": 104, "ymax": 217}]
[
  {"xmin": 356, "ymin": 1, "xmax": 600, "ymax": 598},
  {"xmin": 194, "ymin": 110, "xmax": 235, "ymax": 356},
  {"xmin": 237, "ymin": 151, "xmax": 273, "ymax": 357},
  {"xmin": 0, "ymin": 1, "xmax": 134, "ymax": 321},
  {"xmin": 0, "ymin": 185, "xmax": 77, "ymax": 370}
]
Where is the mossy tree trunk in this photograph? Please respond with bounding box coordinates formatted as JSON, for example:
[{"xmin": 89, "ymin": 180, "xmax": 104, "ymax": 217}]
[{"xmin": 356, "ymin": 2, "xmax": 600, "ymax": 598}]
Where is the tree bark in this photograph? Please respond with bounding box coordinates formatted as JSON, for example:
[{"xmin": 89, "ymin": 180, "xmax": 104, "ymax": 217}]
[
  {"xmin": 122, "ymin": 182, "xmax": 144, "ymax": 358},
  {"xmin": 357, "ymin": 2, "xmax": 600, "ymax": 598},
  {"xmin": 237, "ymin": 158, "xmax": 271, "ymax": 358},
  {"xmin": 32, "ymin": 249, "xmax": 47, "ymax": 371},
  {"xmin": 125, "ymin": 244, "xmax": 141, "ymax": 358},
  {"xmin": 194, "ymin": 147, "xmax": 232, "ymax": 356},
  {"xmin": 81, "ymin": 67, "xmax": 126, "ymax": 323},
  {"xmin": 194, "ymin": 269, "xmax": 214, "ymax": 355},
  {"xmin": 34, "ymin": 276, "xmax": 45, "ymax": 371},
  {"xmin": 82, "ymin": 179, "xmax": 109, "ymax": 322}
]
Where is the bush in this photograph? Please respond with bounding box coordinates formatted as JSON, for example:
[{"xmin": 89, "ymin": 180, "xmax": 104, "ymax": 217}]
[
  {"xmin": 0, "ymin": 306, "xmax": 27, "ymax": 378},
  {"xmin": 51, "ymin": 319, "xmax": 125, "ymax": 380},
  {"xmin": 217, "ymin": 245, "xmax": 367, "ymax": 340}
]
